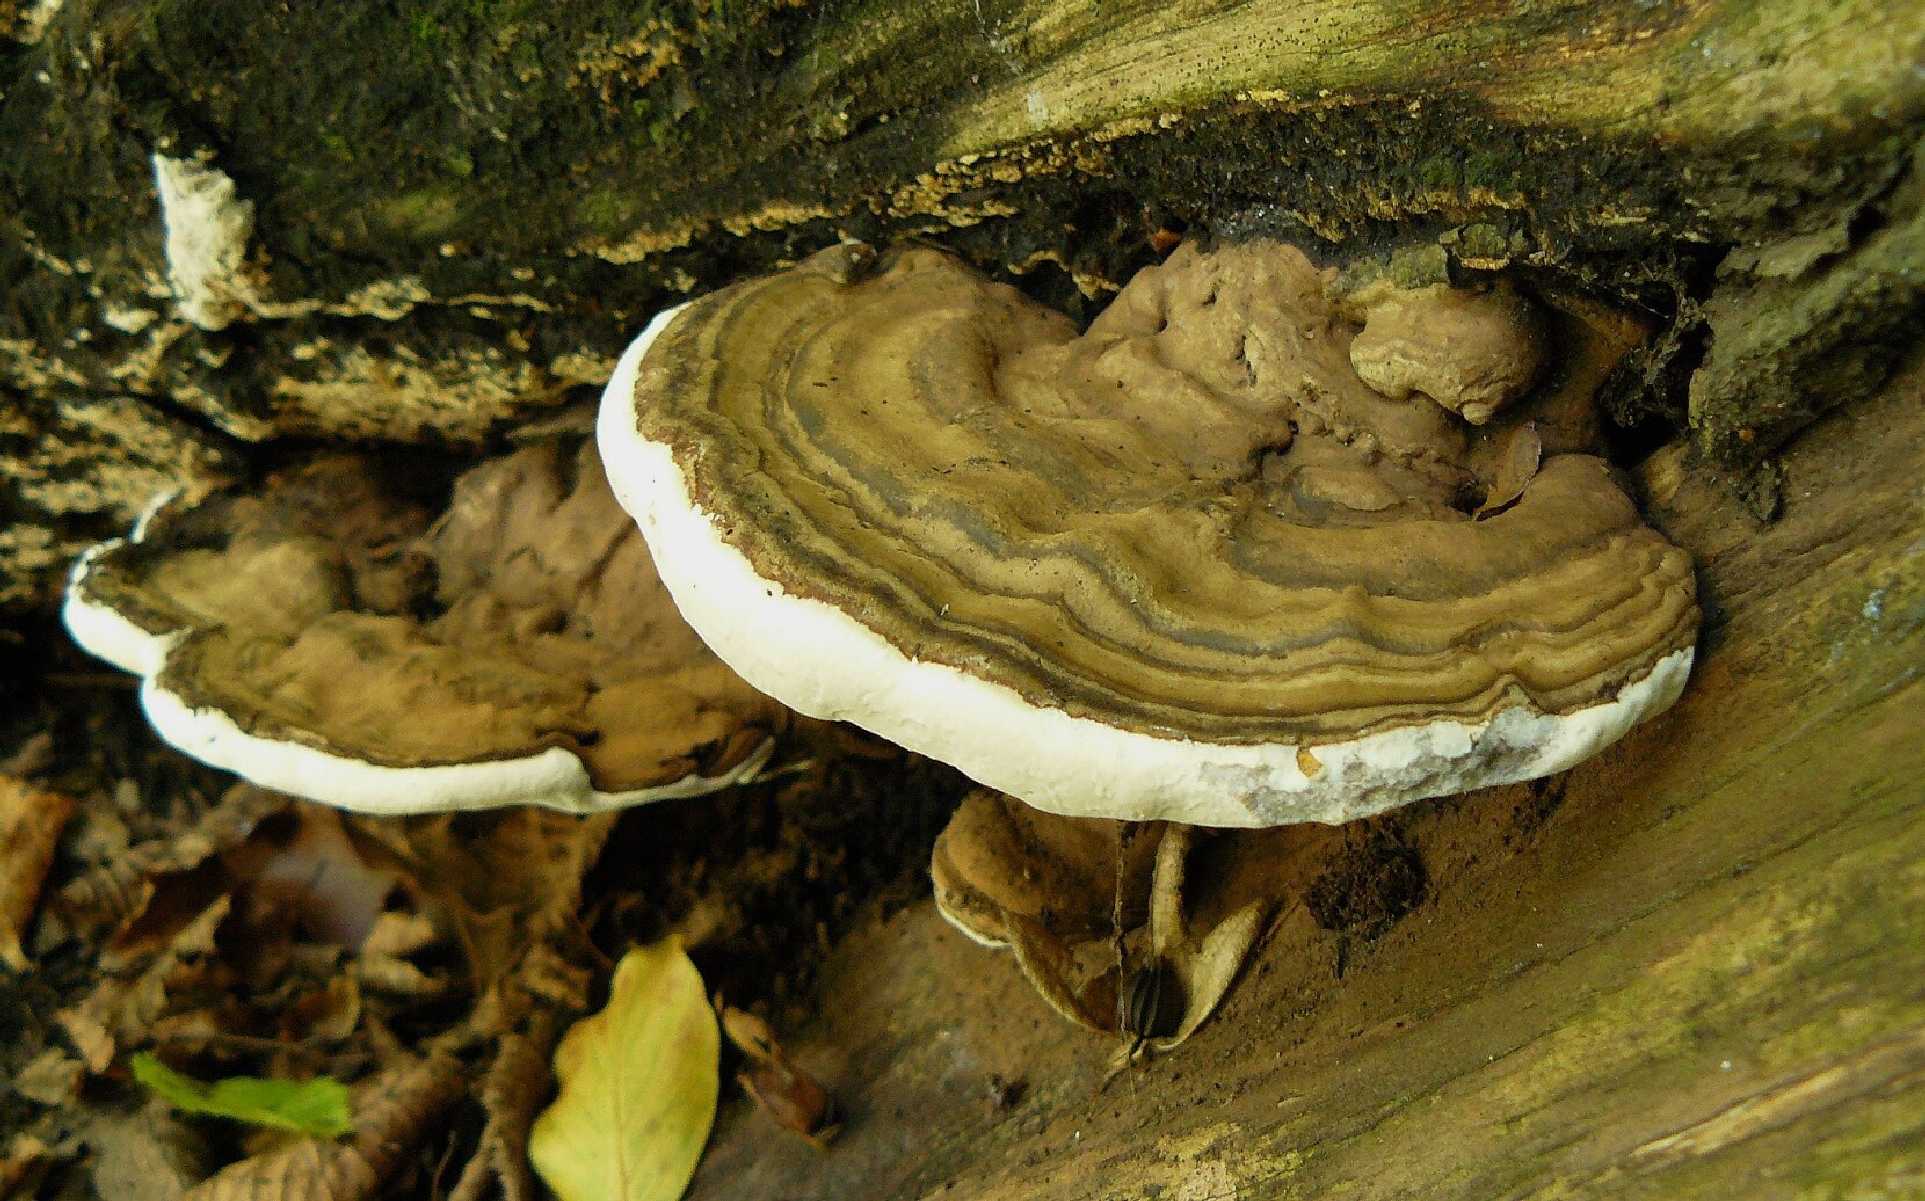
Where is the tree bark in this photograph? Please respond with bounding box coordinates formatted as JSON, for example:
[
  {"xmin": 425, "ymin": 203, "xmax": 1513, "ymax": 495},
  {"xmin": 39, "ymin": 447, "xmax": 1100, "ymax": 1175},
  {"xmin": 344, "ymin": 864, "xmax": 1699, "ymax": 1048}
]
[{"xmin": 3, "ymin": 0, "xmax": 1923, "ymax": 605}]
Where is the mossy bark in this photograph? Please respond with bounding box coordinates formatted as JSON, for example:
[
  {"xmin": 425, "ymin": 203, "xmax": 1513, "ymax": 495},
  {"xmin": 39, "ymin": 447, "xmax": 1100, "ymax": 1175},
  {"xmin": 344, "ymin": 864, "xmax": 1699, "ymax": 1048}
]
[{"xmin": 4, "ymin": 0, "xmax": 1923, "ymax": 605}]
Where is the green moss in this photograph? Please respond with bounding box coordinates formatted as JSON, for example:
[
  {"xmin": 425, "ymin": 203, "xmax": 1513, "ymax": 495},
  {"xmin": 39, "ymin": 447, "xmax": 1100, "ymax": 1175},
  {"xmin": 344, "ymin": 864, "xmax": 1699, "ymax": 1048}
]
[
  {"xmin": 576, "ymin": 188, "xmax": 647, "ymax": 238},
  {"xmin": 1416, "ymin": 153, "xmax": 1461, "ymax": 191},
  {"xmin": 1453, "ymin": 223, "xmax": 1511, "ymax": 262},
  {"xmin": 407, "ymin": 11, "xmax": 444, "ymax": 50},
  {"xmin": 372, "ymin": 186, "xmax": 468, "ymax": 239}
]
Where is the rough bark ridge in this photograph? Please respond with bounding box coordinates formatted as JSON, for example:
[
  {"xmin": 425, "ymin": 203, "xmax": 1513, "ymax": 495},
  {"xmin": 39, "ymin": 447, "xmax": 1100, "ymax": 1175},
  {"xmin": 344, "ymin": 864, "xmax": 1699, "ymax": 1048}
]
[{"xmin": 3, "ymin": 0, "xmax": 1923, "ymax": 606}]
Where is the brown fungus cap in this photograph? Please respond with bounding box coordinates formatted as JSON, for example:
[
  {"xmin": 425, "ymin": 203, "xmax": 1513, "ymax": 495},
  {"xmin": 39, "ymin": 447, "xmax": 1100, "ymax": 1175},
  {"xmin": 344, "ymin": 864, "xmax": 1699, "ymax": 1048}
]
[
  {"xmin": 599, "ymin": 240, "xmax": 1698, "ymax": 828},
  {"xmin": 64, "ymin": 438, "xmax": 784, "ymax": 813}
]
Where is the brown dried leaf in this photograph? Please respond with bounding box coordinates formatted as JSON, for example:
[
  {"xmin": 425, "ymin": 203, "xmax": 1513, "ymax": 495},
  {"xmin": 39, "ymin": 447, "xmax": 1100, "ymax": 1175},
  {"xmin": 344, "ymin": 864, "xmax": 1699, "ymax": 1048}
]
[
  {"xmin": 937, "ymin": 797, "xmax": 1345, "ymax": 1052},
  {"xmin": 357, "ymin": 911, "xmax": 437, "ymax": 960},
  {"xmin": 0, "ymin": 774, "xmax": 76, "ymax": 969},
  {"xmin": 353, "ymin": 956, "xmax": 449, "ymax": 1000},
  {"xmin": 100, "ymin": 862, "xmax": 233, "ymax": 971},
  {"xmin": 2, "ymin": 1133, "xmax": 55, "ymax": 1199},
  {"xmin": 0, "ymin": 732, "xmax": 54, "ymax": 777},
  {"xmin": 354, "ymin": 808, "xmax": 615, "ymax": 994},
  {"xmin": 183, "ymin": 1054, "xmax": 466, "ymax": 1201},
  {"xmin": 448, "ymin": 1015, "xmax": 556, "ymax": 1201},
  {"xmin": 284, "ymin": 976, "xmax": 362, "ymax": 1045},
  {"xmin": 1475, "ymin": 420, "xmax": 1543, "ymax": 519},
  {"xmin": 54, "ymin": 784, "xmax": 285, "ymax": 945},
  {"xmin": 13, "ymin": 1048, "xmax": 85, "ymax": 1106},
  {"xmin": 718, "ymin": 1006, "xmax": 839, "ymax": 1147},
  {"xmin": 54, "ymin": 1006, "xmax": 116, "ymax": 1075},
  {"xmin": 514, "ymin": 943, "xmax": 596, "ymax": 1014},
  {"xmin": 56, "ymin": 897, "xmax": 229, "ymax": 1072},
  {"xmin": 87, "ymin": 1106, "xmax": 211, "ymax": 1201},
  {"xmin": 188, "ymin": 1137, "xmax": 378, "ymax": 1201},
  {"xmin": 355, "ymin": 911, "xmax": 450, "ymax": 999}
]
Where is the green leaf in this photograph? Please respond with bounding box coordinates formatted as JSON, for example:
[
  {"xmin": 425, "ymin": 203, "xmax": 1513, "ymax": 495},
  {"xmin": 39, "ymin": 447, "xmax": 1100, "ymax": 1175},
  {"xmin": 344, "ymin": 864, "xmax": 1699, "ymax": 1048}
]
[
  {"xmin": 130, "ymin": 1053, "xmax": 354, "ymax": 1137},
  {"xmin": 529, "ymin": 938, "xmax": 719, "ymax": 1201}
]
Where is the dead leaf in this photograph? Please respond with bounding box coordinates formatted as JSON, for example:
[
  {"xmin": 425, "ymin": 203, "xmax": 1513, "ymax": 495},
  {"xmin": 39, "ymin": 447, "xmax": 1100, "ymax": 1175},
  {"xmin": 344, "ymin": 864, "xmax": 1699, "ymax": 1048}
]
[
  {"xmin": 55, "ymin": 1006, "xmax": 116, "ymax": 1076},
  {"xmin": 355, "ymin": 911, "xmax": 451, "ymax": 999},
  {"xmin": 13, "ymin": 1048, "xmax": 84, "ymax": 1106},
  {"xmin": 1475, "ymin": 420, "xmax": 1543, "ymax": 519},
  {"xmin": 183, "ymin": 1054, "xmax": 466, "ymax": 1201},
  {"xmin": 53, "ymin": 784, "xmax": 284, "ymax": 946},
  {"xmin": 284, "ymin": 976, "xmax": 362, "ymax": 1045},
  {"xmin": 87, "ymin": 1106, "xmax": 211, "ymax": 1201},
  {"xmin": 0, "ymin": 731, "xmax": 54, "ymax": 776},
  {"xmin": 1, "ymin": 1133, "xmax": 54, "ymax": 1199},
  {"xmin": 449, "ymin": 1015, "xmax": 557, "ymax": 1201},
  {"xmin": 514, "ymin": 942, "xmax": 595, "ymax": 1013},
  {"xmin": 0, "ymin": 774, "xmax": 76, "ymax": 969},
  {"xmin": 357, "ymin": 910, "xmax": 437, "ymax": 960},
  {"xmin": 719, "ymin": 1005, "xmax": 839, "ymax": 1148},
  {"xmin": 529, "ymin": 939, "xmax": 719, "ymax": 1201},
  {"xmin": 56, "ymin": 897, "xmax": 229, "ymax": 1072},
  {"xmin": 354, "ymin": 808, "xmax": 616, "ymax": 994},
  {"xmin": 934, "ymin": 795, "xmax": 1342, "ymax": 1053}
]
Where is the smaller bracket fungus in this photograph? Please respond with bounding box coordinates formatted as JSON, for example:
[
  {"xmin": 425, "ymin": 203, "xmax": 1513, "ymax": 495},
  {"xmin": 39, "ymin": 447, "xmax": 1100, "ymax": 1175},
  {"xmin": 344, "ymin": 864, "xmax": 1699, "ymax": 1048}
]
[
  {"xmin": 931, "ymin": 790, "xmax": 1329, "ymax": 1047},
  {"xmin": 64, "ymin": 437, "xmax": 784, "ymax": 814},
  {"xmin": 598, "ymin": 239, "xmax": 1698, "ymax": 831}
]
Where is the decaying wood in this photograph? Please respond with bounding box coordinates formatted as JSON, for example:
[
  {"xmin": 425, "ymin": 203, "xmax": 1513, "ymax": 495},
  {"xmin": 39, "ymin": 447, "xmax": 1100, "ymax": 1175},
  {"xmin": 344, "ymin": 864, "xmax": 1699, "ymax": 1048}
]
[{"xmin": 2, "ymin": 4, "xmax": 1920, "ymax": 1196}]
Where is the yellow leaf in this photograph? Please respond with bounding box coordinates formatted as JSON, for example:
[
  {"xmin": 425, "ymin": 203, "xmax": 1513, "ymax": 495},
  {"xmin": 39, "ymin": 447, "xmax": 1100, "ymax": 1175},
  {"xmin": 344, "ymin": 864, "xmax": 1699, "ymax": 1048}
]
[{"xmin": 528, "ymin": 939, "xmax": 718, "ymax": 1201}]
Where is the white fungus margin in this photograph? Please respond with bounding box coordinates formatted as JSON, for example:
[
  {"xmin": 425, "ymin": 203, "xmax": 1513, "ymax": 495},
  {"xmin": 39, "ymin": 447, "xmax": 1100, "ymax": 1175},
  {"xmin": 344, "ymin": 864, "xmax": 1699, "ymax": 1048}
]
[{"xmin": 597, "ymin": 309, "xmax": 1694, "ymax": 828}]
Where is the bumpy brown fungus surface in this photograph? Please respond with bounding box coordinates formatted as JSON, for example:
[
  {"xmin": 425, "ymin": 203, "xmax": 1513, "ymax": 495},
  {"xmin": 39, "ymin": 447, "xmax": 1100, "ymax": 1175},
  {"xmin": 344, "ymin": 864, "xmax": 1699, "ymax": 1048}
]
[
  {"xmin": 64, "ymin": 438, "xmax": 783, "ymax": 813},
  {"xmin": 599, "ymin": 239, "xmax": 1698, "ymax": 829},
  {"xmin": 1346, "ymin": 280, "xmax": 1547, "ymax": 424}
]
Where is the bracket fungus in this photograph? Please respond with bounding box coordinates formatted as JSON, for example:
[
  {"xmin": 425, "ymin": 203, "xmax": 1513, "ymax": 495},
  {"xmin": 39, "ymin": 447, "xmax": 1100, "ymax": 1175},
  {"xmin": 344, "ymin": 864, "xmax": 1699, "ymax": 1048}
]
[
  {"xmin": 64, "ymin": 437, "xmax": 784, "ymax": 814},
  {"xmin": 598, "ymin": 239, "xmax": 1697, "ymax": 828},
  {"xmin": 930, "ymin": 790, "xmax": 1337, "ymax": 1046},
  {"xmin": 600, "ymin": 237, "xmax": 1700, "ymax": 1040}
]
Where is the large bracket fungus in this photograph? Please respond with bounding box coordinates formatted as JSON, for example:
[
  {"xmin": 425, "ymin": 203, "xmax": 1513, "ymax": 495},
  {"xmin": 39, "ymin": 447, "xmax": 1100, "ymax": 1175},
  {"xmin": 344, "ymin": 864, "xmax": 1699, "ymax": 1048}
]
[
  {"xmin": 598, "ymin": 239, "xmax": 1698, "ymax": 830},
  {"xmin": 600, "ymin": 237, "xmax": 1700, "ymax": 1041},
  {"xmin": 64, "ymin": 437, "xmax": 785, "ymax": 814}
]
